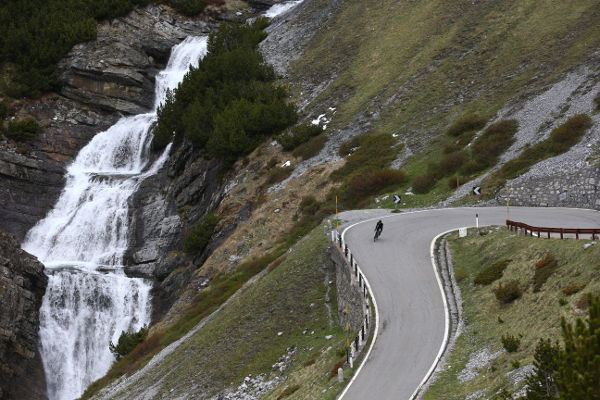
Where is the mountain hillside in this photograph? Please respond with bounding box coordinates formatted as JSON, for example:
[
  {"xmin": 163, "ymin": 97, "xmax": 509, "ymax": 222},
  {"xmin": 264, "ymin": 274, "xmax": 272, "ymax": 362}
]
[{"xmin": 0, "ymin": 0, "xmax": 599, "ymax": 399}]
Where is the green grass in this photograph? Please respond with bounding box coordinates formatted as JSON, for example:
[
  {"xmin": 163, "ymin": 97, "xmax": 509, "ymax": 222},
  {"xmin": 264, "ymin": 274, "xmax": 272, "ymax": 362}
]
[
  {"xmin": 290, "ymin": 0, "xmax": 600, "ymax": 142},
  {"xmin": 85, "ymin": 223, "xmax": 347, "ymax": 399},
  {"xmin": 423, "ymin": 229, "xmax": 600, "ymax": 400},
  {"xmin": 481, "ymin": 114, "xmax": 593, "ymax": 198}
]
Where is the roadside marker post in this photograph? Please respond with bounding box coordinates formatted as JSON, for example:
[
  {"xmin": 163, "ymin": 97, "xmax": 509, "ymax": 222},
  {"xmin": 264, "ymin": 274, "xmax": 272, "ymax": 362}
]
[
  {"xmin": 476, "ymin": 213, "xmax": 479, "ymax": 229},
  {"xmin": 393, "ymin": 194, "xmax": 401, "ymax": 210}
]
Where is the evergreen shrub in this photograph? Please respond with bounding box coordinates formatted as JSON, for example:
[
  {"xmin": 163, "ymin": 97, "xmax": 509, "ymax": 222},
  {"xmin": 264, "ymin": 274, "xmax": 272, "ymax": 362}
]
[
  {"xmin": 109, "ymin": 326, "xmax": 148, "ymax": 360},
  {"xmin": 6, "ymin": 119, "xmax": 42, "ymax": 141},
  {"xmin": 493, "ymin": 280, "xmax": 522, "ymax": 304},
  {"xmin": 183, "ymin": 214, "xmax": 220, "ymax": 255},
  {"xmin": 474, "ymin": 259, "xmax": 511, "ymax": 285}
]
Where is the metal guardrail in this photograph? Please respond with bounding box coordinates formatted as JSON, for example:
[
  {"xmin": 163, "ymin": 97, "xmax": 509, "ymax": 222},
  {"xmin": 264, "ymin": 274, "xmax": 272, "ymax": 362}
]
[
  {"xmin": 331, "ymin": 230, "xmax": 372, "ymax": 366},
  {"xmin": 506, "ymin": 220, "xmax": 600, "ymax": 240}
]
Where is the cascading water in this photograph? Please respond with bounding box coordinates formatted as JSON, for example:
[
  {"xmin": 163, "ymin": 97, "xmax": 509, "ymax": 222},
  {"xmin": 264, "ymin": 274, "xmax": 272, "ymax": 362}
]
[{"xmin": 22, "ymin": 36, "xmax": 208, "ymax": 400}]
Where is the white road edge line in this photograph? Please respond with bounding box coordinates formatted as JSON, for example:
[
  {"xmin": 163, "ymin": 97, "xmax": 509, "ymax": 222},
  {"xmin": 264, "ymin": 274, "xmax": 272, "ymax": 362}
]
[
  {"xmin": 336, "ymin": 206, "xmax": 600, "ymax": 399},
  {"xmin": 337, "ymin": 219, "xmax": 381, "ymax": 400},
  {"xmin": 407, "ymin": 226, "xmax": 471, "ymax": 400},
  {"xmin": 338, "ymin": 210, "xmax": 455, "ymax": 400}
]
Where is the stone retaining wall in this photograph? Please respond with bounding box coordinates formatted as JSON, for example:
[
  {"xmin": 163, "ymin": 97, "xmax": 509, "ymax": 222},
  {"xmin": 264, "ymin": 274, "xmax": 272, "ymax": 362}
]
[{"xmin": 497, "ymin": 166, "xmax": 600, "ymax": 209}]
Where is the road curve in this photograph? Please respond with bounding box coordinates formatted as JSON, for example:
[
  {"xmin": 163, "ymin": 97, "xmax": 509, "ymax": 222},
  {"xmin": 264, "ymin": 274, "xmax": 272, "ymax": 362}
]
[{"xmin": 340, "ymin": 207, "xmax": 600, "ymax": 400}]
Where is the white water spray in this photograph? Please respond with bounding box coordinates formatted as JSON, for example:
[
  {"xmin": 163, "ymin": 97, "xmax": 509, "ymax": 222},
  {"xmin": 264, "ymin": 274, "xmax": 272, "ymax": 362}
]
[{"xmin": 22, "ymin": 36, "xmax": 208, "ymax": 400}]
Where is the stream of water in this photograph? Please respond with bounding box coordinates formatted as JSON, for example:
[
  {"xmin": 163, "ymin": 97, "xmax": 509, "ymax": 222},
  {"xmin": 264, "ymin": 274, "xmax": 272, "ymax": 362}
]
[{"xmin": 22, "ymin": 36, "xmax": 208, "ymax": 400}]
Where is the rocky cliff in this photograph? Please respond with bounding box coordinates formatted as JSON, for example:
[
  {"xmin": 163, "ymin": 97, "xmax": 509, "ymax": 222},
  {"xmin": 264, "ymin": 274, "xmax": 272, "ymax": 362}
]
[
  {"xmin": 0, "ymin": 5, "xmax": 212, "ymax": 243},
  {"xmin": 0, "ymin": 230, "xmax": 48, "ymax": 400},
  {"xmin": 58, "ymin": 6, "xmax": 212, "ymax": 114}
]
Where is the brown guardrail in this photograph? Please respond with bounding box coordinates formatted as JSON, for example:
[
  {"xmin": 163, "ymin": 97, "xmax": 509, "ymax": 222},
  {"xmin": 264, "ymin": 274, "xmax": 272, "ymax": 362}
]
[{"xmin": 506, "ymin": 220, "xmax": 600, "ymax": 240}]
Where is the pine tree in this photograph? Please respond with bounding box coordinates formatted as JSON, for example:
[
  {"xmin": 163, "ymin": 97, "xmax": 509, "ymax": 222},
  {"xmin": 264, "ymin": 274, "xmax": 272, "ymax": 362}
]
[
  {"xmin": 525, "ymin": 339, "xmax": 560, "ymax": 400},
  {"xmin": 555, "ymin": 295, "xmax": 600, "ymax": 400}
]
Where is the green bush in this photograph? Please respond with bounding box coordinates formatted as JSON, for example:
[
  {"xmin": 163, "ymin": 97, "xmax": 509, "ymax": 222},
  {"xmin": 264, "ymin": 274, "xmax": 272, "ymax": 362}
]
[
  {"xmin": 338, "ymin": 135, "xmax": 362, "ymax": 157},
  {"xmin": 493, "ymin": 280, "xmax": 522, "ymax": 304},
  {"xmin": 501, "ymin": 333, "xmax": 521, "ymax": 352},
  {"xmin": 467, "ymin": 119, "xmax": 518, "ymax": 170},
  {"xmin": 299, "ymin": 195, "xmax": 319, "ymax": 215},
  {"xmin": 494, "ymin": 114, "xmax": 592, "ymax": 181},
  {"xmin": 332, "ymin": 134, "xmax": 400, "ymax": 179},
  {"xmin": 292, "ymin": 134, "xmax": 327, "ymax": 160},
  {"xmin": 533, "ymin": 254, "xmax": 559, "ymax": 292},
  {"xmin": 153, "ymin": 21, "xmax": 296, "ymax": 164},
  {"xmin": 474, "ymin": 259, "xmax": 511, "ymax": 285},
  {"xmin": 266, "ymin": 166, "xmax": 293, "ymax": 185},
  {"xmin": 446, "ymin": 114, "xmax": 487, "ymax": 137},
  {"xmin": 183, "ymin": 214, "xmax": 220, "ymax": 255},
  {"xmin": 412, "ymin": 172, "xmax": 438, "ymax": 194},
  {"xmin": 447, "ymin": 175, "xmax": 470, "ymax": 189},
  {"xmin": 438, "ymin": 151, "xmax": 467, "ymax": 175},
  {"xmin": 165, "ymin": 0, "xmax": 206, "ymax": 15},
  {"xmin": 6, "ymin": 119, "xmax": 42, "ymax": 141},
  {"xmin": 561, "ymin": 282, "xmax": 586, "ymax": 296},
  {"xmin": 277, "ymin": 124, "xmax": 323, "ymax": 151},
  {"xmin": 109, "ymin": 326, "xmax": 148, "ymax": 361},
  {"xmin": 0, "ymin": 102, "xmax": 8, "ymax": 121},
  {"xmin": 276, "ymin": 385, "xmax": 300, "ymax": 399},
  {"xmin": 346, "ymin": 168, "xmax": 407, "ymax": 202}
]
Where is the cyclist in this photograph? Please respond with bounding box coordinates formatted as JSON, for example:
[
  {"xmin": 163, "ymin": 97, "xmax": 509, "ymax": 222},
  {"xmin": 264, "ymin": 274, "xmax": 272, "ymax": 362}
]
[{"xmin": 374, "ymin": 220, "xmax": 383, "ymax": 241}]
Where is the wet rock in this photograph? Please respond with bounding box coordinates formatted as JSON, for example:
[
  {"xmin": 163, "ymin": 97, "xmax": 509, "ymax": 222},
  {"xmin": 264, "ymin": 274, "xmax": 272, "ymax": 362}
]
[
  {"xmin": 0, "ymin": 96, "xmax": 117, "ymax": 242},
  {"xmin": 59, "ymin": 5, "xmax": 212, "ymax": 114},
  {"xmin": 0, "ymin": 230, "xmax": 48, "ymax": 400}
]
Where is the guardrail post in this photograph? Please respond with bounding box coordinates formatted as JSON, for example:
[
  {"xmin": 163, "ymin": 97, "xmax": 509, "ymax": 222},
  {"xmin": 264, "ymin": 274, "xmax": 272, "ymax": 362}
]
[
  {"xmin": 344, "ymin": 244, "xmax": 348, "ymax": 257},
  {"xmin": 547, "ymin": 231, "xmax": 550, "ymax": 239},
  {"xmin": 537, "ymin": 230, "xmax": 540, "ymax": 238},
  {"xmin": 560, "ymin": 229, "xmax": 564, "ymax": 240},
  {"xmin": 576, "ymin": 231, "xmax": 579, "ymax": 240},
  {"xmin": 354, "ymin": 263, "xmax": 358, "ymax": 277},
  {"xmin": 338, "ymin": 234, "xmax": 342, "ymax": 248},
  {"xmin": 350, "ymin": 253, "xmax": 353, "ymax": 266}
]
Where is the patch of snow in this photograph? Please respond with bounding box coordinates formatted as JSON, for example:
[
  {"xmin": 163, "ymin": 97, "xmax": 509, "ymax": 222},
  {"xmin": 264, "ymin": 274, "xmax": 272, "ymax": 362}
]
[{"xmin": 281, "ymin": 160, "xmax": 291, "ymax": 167}]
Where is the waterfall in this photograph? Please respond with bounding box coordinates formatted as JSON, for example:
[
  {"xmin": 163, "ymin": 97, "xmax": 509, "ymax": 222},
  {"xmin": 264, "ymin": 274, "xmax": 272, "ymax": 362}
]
[{"xmin": 22, "ymin": 36, "xmax": 208, "ymax": 400}]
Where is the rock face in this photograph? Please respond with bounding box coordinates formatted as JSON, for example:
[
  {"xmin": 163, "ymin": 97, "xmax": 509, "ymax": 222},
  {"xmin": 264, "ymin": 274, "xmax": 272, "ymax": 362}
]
[
  {"xmin": 0, "ymin": 230, "xmax": 48, "ymax": 400},
  {"xmin": 0, "ymin": 96, "xmax": 117, "ymax": 242},
  {"xmin": 59, "ymin": 6, "xmax": 212, "ymax": 114},
  {"xmin": 126, "ymin": 140, "xmax": 226, "ymax": 320},
  {"xmin": 0, "ymin": 5, "xmax": 213, "ymax": 243}
]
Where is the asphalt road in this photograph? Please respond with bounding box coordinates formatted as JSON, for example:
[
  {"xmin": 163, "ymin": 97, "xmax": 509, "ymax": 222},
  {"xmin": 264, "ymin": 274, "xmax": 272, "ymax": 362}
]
[{"xmin": 340, "ymin": 207, "xmax": 600, "ymax": 400}]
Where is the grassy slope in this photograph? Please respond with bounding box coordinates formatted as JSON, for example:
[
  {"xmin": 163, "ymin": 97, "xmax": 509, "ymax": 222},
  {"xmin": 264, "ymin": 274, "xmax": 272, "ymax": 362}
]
[
  {"xmin": 290, "ymin": 0, "xmax": 600, "ymax": 208},
  {"xmin": 96, "ymin": 224, "xmax": 348, "ymax": 399},
  {"xmin": 424, "ymin": 229, "xmax": 600, "ymax": 399},
  {"xmin": 294, "ymin": 0, "xmax": 600, "ymax": 136}
]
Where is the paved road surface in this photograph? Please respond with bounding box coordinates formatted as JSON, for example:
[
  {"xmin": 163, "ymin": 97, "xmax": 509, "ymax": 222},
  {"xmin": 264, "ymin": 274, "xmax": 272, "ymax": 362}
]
[{"xmin": 340, "ymin": 207, "xmax": 600, "ymax": 400}]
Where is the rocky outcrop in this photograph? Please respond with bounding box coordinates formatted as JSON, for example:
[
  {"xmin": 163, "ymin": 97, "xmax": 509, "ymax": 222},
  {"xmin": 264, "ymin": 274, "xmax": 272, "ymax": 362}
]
[
  {"xmin": 0, "ymin": 96, "xmax": 117, "ymax": 242},
  {"xmin": 1, "ymin": 5, "xmax": 214, "ymax": 242},
  {"xmin": 0, "ymin": 230, "xmax": 48, "ymax": 400},
  {"xmin": 125, "ymin": 140, "xmax": 227, "ymax": 320},
  {"xmin": 59, "ymin": 6, "xmax": 212, "ymax": 114}
]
